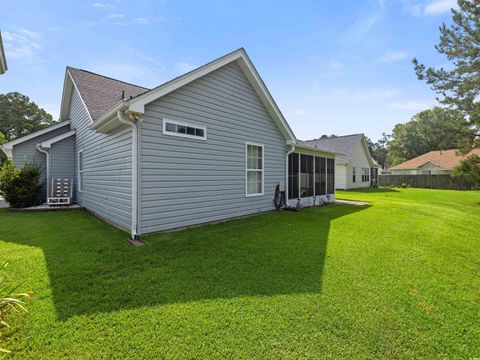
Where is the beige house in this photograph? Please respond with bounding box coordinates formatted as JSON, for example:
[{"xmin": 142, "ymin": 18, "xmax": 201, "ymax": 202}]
[{"xmin": 390, "ymin": 149, "xmax": 480, "ymax": 175}]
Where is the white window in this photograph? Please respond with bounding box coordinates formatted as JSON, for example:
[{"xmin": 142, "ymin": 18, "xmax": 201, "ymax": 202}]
[
  {"xmin": 78, "ymin": 150, "xmax": 84, "ymax": 192},
  {"xmin": 162, "ymin": 118, "xmax": 207, "ymax": 140},
  {"xmin": 246, "ymin": 143, "xmax": 264, "ymax": 196},
  {"xmin": 362, "ymin": 168, "xmax": 370, "ymax": 182}
]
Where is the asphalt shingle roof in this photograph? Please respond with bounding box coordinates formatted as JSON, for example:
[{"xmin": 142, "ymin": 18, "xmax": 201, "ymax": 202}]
[
  {"xmin": 67, "ymin": 67, "xmax": 149, "ymax": 121},
  {"xmin": 300, "ymin": 134, "xmax": 365, "ymax": 163},
  {"xmin": 391, "ymin": 149, "xmax": 480, "ymax": 170}
]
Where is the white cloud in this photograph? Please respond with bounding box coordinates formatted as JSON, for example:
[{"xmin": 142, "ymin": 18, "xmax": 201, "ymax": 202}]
[
  {"xmin": 292, "ymin": 109, "xmax": 306, "ymax": 116},
  {"xmin": 87, "ymin": 48, "xmax": 165, "ymax": 87},
  {"xmin": 391, "ymin": 100, "xmax": 432, "ymax": 111},
  {"xmin": 328, "ymin": 60, "xmax": 345, "ymax": 71},
  {"xmin": 111, "ymin": 16, "xmax": 163, "ymax": 26},
  {"xmin": 105, "ymin": 13, "xmax": 125, "ymax": 19},
  {"xmin": 174, "ymin": 62, "xmax": 196, "ymax": 75},
  {"xmin": 2, "ymin": 28, "xmax": 42, "ymax": 63},
  {"xmin": 345, "ymin": 0, "xmax": 386, "ymax": 40},
  {"xmin": 275, "ymin": 82, "xmax": 438, "ymax": 141},
  {"xmin": 90, "ymin": 2, "xmax": 114, "ymax": 9},
  {"xmin": 424, "ymin": 0, "xmax": 457, "ymax": 14},
  {"xmin": 406, "ymin": 0, "xmax": 457, "ymax": 16},
  {"xmin": 378, "ymin": 51, "xmax": 408, "ymax": 63}
]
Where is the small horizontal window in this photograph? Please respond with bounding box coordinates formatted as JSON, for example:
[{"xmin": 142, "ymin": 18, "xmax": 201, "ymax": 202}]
[{"xmin": 162, "ymin": 119, "xmax": 207, "ymax": 140}]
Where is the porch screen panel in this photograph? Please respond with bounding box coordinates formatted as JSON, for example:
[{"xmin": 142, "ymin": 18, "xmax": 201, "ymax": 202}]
[
  {"xmin": 327, "ymin": 158, "xmax": 335, "ymax": 194},
  {"xmin": 300, "ymin": 154, "xmax": 314, "ymax": 197},
  {"xmin": 288, "ymin": 153, "xmax": 299, "ymax": 199},
  {"xmin": 315, "ymin": 157, "xmax": 326, "ymax": 195}
]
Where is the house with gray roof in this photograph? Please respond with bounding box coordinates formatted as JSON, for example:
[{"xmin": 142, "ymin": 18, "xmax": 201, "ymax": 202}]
[
  {"xmin": 302, "ymin": 134, "xmax": 379, "ymax": 190},
  {"xmin": 1, "ymin": 48, "xmax": 338, "ymax": 238}
]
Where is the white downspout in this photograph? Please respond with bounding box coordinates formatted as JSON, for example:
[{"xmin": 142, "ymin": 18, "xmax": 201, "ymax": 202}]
[
  {"xmin": 36, "ymin": 144, "xmax": 50, "ymax": 198},
  {"xmin": 117, "ymin": 109, "xmax": 139, "ymax": 240},
  {"xmin": 285, "ymin": 144, "xmax": 295, "ymax": 206}
]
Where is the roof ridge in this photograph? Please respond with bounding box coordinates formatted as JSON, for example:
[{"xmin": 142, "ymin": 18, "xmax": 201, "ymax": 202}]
[
  {"xmin": 303, "ymin": 133, "xmax": 364, "ymax": 142},
  {"xmin": 66, "ymin": 66, "xmax": 150, "ymax": 91}
]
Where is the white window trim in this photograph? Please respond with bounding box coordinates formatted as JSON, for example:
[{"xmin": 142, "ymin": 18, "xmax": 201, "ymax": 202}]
[
  {"xmin": 162, "ymin": 118, "xmax": 207, "ymax": 141},
  {"xmin": 78, "ymin": 149, "xmax": 84, "ymax": 193},
  {"xmin": 245, "ymin": 142, "xmax": 264, "ymax": 197}
]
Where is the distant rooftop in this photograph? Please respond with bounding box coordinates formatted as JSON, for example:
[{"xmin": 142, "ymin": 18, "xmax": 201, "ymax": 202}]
[
  {"xmin": 391, "ymin": 149, "xmax": 480, "ymax": 170},
  {"xmin": 300, "ymin": 134, "xmax": 365, "ymax": 163}
]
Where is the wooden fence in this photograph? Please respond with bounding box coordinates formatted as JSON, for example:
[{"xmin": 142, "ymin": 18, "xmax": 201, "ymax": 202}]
[{"xmin": 378, "ymin": 174, "xmax": 475, "ymax": 190}]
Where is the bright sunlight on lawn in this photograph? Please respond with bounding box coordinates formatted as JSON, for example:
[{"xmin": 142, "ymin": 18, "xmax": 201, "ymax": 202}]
[{"xmin": 0, "ymin": 188, "xmax": 479, "ymax": 358}]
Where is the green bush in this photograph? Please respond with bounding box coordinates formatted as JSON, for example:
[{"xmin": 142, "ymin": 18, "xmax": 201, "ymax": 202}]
[{"xmin": 0, "ymin": 161, "xmax": 42, "ymax": 208}]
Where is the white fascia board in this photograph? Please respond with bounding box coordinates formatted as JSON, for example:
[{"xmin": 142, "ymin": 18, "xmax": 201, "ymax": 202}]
[
  {"xmin": 1, "ymin": 121, "xmax": 71, "ymax": 150},
  {"xmin": 0, "ymin": 146, "xmax": 12, "ymax": 159},
  {"xmin": 90, "ymin": 101, "xmax": 128, "ymax": 133},
  {"xmin": 127, "ymin": 48, "xmax": 297, "ymax": 142},
  {"xmin": 39, "ymin": 130, "xmax": 76, "ymax": 149},
  {"xmin": 0, "ymin": 32, "xmax": 7, "ymax": 75},
  {"xmin": 360, "ymin": 136, "xmax": 379, "ymax": 167}
]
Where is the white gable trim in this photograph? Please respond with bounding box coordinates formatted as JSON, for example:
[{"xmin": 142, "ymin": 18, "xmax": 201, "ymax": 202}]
[
  {"xmin": 59, "ymin": 69, "xmax": 94, "ymax": 123},
  {"xmin": 0, "ymin": 31, "xmax": 7, "ymax": 75},
  {"xmin": 1, "ymin": 121, "xmax": 71, "ymax": 152},
  {"xmin": 357, "ymin": 136, "xmax": 379, "ymax": 168},
  {"xmin": 126, "ymin": 48, "xmax": 296, "ymax": 142},
  {"xmin": 39, "ymin": 130, "xmax": 76, "ymax": 149}
]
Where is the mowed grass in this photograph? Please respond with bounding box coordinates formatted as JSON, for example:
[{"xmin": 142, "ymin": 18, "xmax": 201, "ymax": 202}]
[{"xmin": 0, "ymin": 188, "xmax": 479, "ymax": 358}]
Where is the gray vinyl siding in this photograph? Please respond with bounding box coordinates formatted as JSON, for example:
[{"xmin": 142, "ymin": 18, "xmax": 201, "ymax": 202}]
[
  {"xmin": 50, "ymin": 136, "xmax": 75, "ymax": 196},
  {"xmin": 11, "ymin": 126, "xmax": 70, "ymax": 201},
  {"xmin": 140, "ymin": 62, "xmax": 286, "ymax": 233},
  {"xmin": 68, "ymin": 87, "xmax": 132, "ymax": 231}
]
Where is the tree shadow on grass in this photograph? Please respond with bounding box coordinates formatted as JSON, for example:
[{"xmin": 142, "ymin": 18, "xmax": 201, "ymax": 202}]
[{"xmin": 0, "ymin": 204, "xmax": 368, "ymax": 320}]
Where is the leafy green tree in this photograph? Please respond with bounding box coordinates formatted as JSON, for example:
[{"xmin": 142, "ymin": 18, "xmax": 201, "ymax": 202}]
[
  {"xmin": 452, "ymin": 154, "xmax": 480, "ymax": 187},
  {"xmin": 0, "ymin": 92, "xmax": 55, "ymax": 141},
  {"xmin": 366, "ymin": 133, "xmax": 390, "ymax": 168},
  {"xmin": 413, "ymin": 0, "xmax": 480, "ymax": 149},
  {"xmin": 318, "ymin": 134, "xmax": 338, "ymax": 139},
  {"xmin": 387, "ymin": 107, "xmax": 471, "ymax": 165},
  {"xmin": 0, "ymin": 132, "xmax": 6, "ymax": 166}
]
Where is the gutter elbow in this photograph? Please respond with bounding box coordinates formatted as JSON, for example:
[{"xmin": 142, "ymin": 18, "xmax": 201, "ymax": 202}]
[{"xmin": 117, "ymin": 109, "xmax": 132, "ymax": 126}]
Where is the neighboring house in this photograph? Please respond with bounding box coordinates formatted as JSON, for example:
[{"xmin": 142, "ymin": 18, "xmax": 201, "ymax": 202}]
[
  {"xmin": 301, "ymin": 134, "xmax": 379, "ymax": 190},
  {"xmin": 0, "ymin": 31, "xmax": 7, "ymax": 74},
  {"xmin": 390, "ymin": 149, "xmax": 480, "ymax": 175},
  {"xmin": 1, "ymin": 48, "xmax": 337, "ymax": 238}
]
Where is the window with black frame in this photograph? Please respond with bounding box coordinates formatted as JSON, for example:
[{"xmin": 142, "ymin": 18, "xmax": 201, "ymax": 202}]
[
  {"xmin": 315, "ymin": 156, "xmax": 326, "ymax": 195},
  {"xmin": 327, "ymin": 158, "xmax": 335, "ymax": 194},
  {"xmin": 300, "ymin": 154, "xmax": 314, "ymax": 197},
  {"xmin": 288, "ymin": 153, "xmax": 299, "ymax": 199}
]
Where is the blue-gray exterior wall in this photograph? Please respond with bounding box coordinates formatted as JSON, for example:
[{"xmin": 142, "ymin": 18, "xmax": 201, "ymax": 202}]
[
  {"xmin": 139, "ymin": 62, "xmax": 286, "ymax": 234},
  {"xmin": 68, "ymin": 87, "xmax": 133, "ymax": 231},
  {"xmin": 50, "ymin": 136, "xmax": 75, "ymax": 196},
  {"xmin": 11, "ymin": 126, "xmax": 70, "ymax": 200}
]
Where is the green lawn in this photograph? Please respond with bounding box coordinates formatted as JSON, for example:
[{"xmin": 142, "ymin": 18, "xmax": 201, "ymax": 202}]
[{"xmin": 0, "ymin": 188, "xmax": 479, "ymax": 358}]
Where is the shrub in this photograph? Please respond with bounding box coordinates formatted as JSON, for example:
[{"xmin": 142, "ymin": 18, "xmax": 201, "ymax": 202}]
[
  {"xmin": 0, "ymin": 161, "xmax": 42, "ymax": 208},
  {"xmin": 0, "ymin": 262, "xmax": 33, "ymax": 354},
  {"xmin": 452, "ymin": 154, "xmax": 480, "ymax": 188}
]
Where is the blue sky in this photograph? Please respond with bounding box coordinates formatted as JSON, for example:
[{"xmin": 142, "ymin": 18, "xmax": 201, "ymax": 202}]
[{"xmin": 0, "ymin": 0, "xmax": 457, "ymax": 141}]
